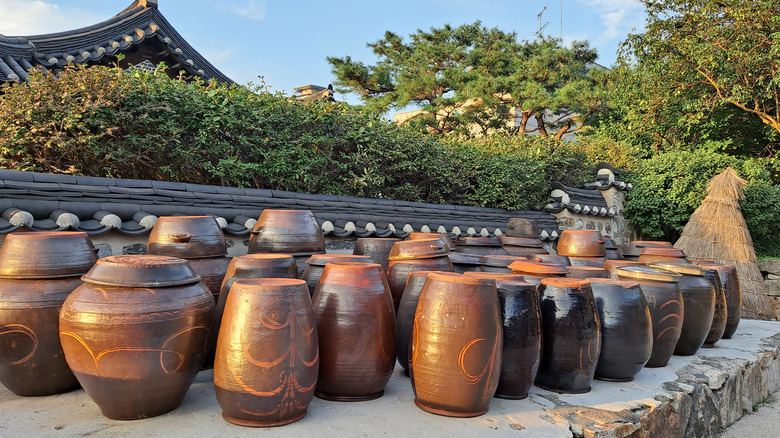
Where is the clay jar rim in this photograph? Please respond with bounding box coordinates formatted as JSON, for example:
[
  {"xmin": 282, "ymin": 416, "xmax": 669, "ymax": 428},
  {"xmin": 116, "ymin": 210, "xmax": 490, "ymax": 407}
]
[
  {"xmin": 508, "ymin": 259, "xmax": 569, "ymax": 275},
  {"xmin": 623, "ymin": 240, "xmax": 674, "ymax": 257},
  {"xmin": 498, "ymin": 236, "xmax": 545, "ymax": 247},
  {"xmin": 462, "ymin": 271, "xmax": 528, "ymax": 284},
  {"xmin": 407, "ymin": 233, "xmax": 455, "ymax": 250},
  {"xmin": 426, "ymin": 271, "xmax": 495, "ymax": 286},
  {"xmin": 588, "ymin": 278, "xmax": 641, "ymax": 289},
  {"xmin": 638, "ymin": 248, "xmax": 686, "ymax": 257},
  {"xmin": 406, "ymin": 270, "xmax": 452, "ymax": 281},
  {"xmin": 616, "ymin": 265, "xmax": 681, "ymax": 282},
  {"xmin": 318, "ymin": 262, "xmax": 386, "ymax": 287},
  {"xmin": 82, "ymin": 255, "xmax": 201, "ymax": 287},
  {"xmin": 388, "ymin": 239, "xmax": 450, "ymax": 261},
  {"xmin": 648, "ymin": 262, "xmax": 708, "ymax": 277},
  {"xmin": 305, "ymin": 254, "xmax": 374, "ymax": 266},
  {"xmin": 0, "ymin": 231, "xmax": 98, "ymax": 279},
  {"xmin": 225, "ymin": 253, "xmax": 296, "ymax": 275},
  {"xmin": 539, "ymin": 277, "xmax": 591, "ymax": 288},
  {"xmin": 229, "ymin": 277, "xmax": 307, "ymax": 292}
]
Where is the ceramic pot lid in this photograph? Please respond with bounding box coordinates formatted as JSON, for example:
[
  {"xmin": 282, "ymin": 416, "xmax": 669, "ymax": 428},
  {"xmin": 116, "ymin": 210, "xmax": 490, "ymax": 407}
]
[
  {"xmin": 388, "ymin": 239, "xmax": 449, "ymax": 260},
  {"xmin": 616, "ymin": 265, "xmax": 681, "ymax": 282},
  {"xmin": 508, "ymin": 259, "xmax": 569, "ymax": 275},
  {"xmin": 82, "ymin": 255, "xmax": 201, "ymax": 287},
  {"xmin": 0, "ymin": 231, "xmax": 98, "ymax": 279}
]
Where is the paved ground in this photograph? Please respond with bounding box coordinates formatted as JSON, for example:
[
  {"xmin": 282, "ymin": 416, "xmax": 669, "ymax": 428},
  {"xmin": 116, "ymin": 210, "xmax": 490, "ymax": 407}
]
[{"xmin": 720, "ymin": 395, "xmax": 780, "ymax": 437}]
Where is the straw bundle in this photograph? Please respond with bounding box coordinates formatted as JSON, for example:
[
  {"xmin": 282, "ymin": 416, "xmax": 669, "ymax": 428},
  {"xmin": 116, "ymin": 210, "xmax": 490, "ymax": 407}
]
[{"xmin": 675, "ymin": 168, "xmax": 775, "ymax": 320}]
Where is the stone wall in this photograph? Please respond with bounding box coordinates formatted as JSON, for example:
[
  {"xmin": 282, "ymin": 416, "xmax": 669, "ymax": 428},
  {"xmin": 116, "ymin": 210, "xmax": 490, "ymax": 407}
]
[{"xmin": 757, "ymin": 259, "xmax": 780, "ymax": 320}]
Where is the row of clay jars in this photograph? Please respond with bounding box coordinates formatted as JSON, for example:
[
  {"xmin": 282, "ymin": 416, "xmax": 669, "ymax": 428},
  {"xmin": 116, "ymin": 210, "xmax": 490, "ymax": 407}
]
[
  {"xmin": 0, "ymin": 231, "xmax": 98, "ymax": 397},
  {"xmin": 694, "ymin": 261, "xmax": 741, "ymax": 338}
]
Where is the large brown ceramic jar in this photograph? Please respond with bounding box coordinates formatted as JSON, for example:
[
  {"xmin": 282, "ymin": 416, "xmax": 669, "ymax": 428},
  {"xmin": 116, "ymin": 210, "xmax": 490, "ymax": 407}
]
[
  {"xmin": 214, "ymin": 279, "xmax": 318, "ymax": 427},
  {"xmin": 449, "ymin": 253, "xmax": 483, "ymax": 273},
  {"xmin": 396, "ymin": 271, "xmax": 448, "ymax": 376},
  {"xmin": 499, "ymin": 236, "xmax": 545, "ymax": 257},
  {"xmin": 590, "ymin": 279, "xmax": 652, "ymax": 381},
  {"xmin": 453, "ymin": 237, "xmax": 508, "ymax": 256},
  {"xmin": 508, "ymin": 259, "xmax": 568, "ymax": 285},
  {"xmin": 693, "ymin": 261, "xmax": 741, "ymax": 338},
  {"xmin": 480, "ymin": 255, "xmax": 527, "ymax": 273},
  {"xmin": 637, "ymin": 248, "xmax": 689, "ymax": 264},
  {"xmin": 535, "ymin": 278, "xmax": 601, "ymax": 394},
  {"xmin": 649, "ymin": 263, "xmax": 716, "ymax": 356},
  {"xmin": 0, "ymin": 231, "xmax": 97, "ymax": 396},
  {"xmin": 556, "ymin": 230, "xmax": 606, "ymax": 257},
  {"xmin": 616, "ymin": 266, "xmax": 683, "ymax": 368},
  {"xmin": 698, "ymin": 268, "xmax": 727, "ymax": 347},
  {"xmin": 353, "ymin": 238, "xmax": 400, "ymax": 272},
  {"xmin": 492, "ymin": 280, "xmax": 541, "ymax": 400},
  {"xmin": 312, "ymin": 262, "xmax": 395, "ymax": 401},
  {"xmin": 622, "ymin": 241, "xmax": 673, "ymax": 261},
  {"xmin": 59, "ymin": 255, "xmax": 215, "ymax": 420},
  {"xmin": 411, "ymin": 273, "xmax": 502, "ymax": 417},
  {"xmin": 248, "ymin": 209, "xmax": 325, "ymax": 254},
  {"xmin": 603, "ymin": 260, "xmax": 643, "ymax": 279},
  {"xmin": 209, "ymin": 254, "xmax": 298, "ymax": 372},
  {"xmin": 387, "ymin": 241, "xmax": 454, "ymax": 310},
  {"xmin": 147, "ymin": 215, "xmax": 227, "ymax": 259},
  {"xmin": 301, "ymin": 254, "xmax": 373, "ymax": 295},
  {"xmin": 566, "ymin": 266, "xmax": 608, "ymax": 279}
]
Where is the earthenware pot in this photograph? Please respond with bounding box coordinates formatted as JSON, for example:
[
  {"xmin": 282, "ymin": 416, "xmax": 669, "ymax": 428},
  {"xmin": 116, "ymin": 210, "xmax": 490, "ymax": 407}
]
[
  {"xmin": 312, "ymin": 263, "xmax": 395, "ymax": 401},
  {"xmin": 566, "ymin": 266, "xmax": 608, "ymax": 279},
  {"xmin": 556, "ymin": 230, "xmax": 606, "ymax": 257},
  {"xmin": 649, "ymin": 263, "xmax": 715, "ymax": 356},
  {"xmin": 147, "ymin": 216, "xmax": 227, "ymax": 259},
  {"xmin": 411, "ymin": 273, "xmax": 502, "ymax": 417},
  {"xmin": 603, "ymin": 237, "xmax": 623, "ymax": 260},
  {"xmin": 535, "ymin": 278, "xmax": 601, "ymax": 394},
  {"xmin": 699, "ymin": 268, "xmax": 727, "ymax": 347},
  {"xmin": 492, "ymin": 280, "xmax": 541, "ymax": 400},
  {"xmin": 508, "ymin": 259, "xmax": 568, "ymax": 285},
  {"xmin": 0, "ymin": 231, "xmax": 97, "ymax": 396},
  {"xmin": 637, "ymin": 248, "xmax": 689, "ymax": 264},
  {"xmin": 526, "ymin": 253, "xmax": 570, "ymax": 266},
  {"xmin": 214, "ymin": 279, "xmax": 318, "ymax": 427},
  {"xmin": 462, "ymin": 272, "xmax": 527, "ymax": 282},
  {"xmin": 590, "ymin": 279, "xmax": 652, "ymax": 381},
  {"xmin": 622, "ymin": 241, "xmax": 673, "ymax": 261},
  {"xmin": 60, "ymin": 255, "xmax": 214, "ymax": 420},
  {"xmin": 408, "ymin": 232, "xmax": 455, "ymax": 251},
  {"xmin": 395, "ymin": 271, "xmax": 448, "ymax": 376},
  {"xmin": 388, "ymin": 239, "xmax": 449, "ymax": 260},
  {"xmin": 387, "ymin": 257, "xmax": 454, "ymax": 310},
  {"xmin": 209, "ymin": 254, "xmax": 298, "ymax": 373},
  {"xmin": 693, "ymin": 261, "xmax": 741, "ymax": 339},
  {"xmin": 603, "ymin": 260, "xmax": 643, "ymax": 279},
  {"xmin": 449, "ymin": 253, "xmax": 483, "ymax": 273},
  {"xmin": 499, "ymin": 236, "xmax": 545, "ymax": 257},
  {"xmin": 480, "ymin": 255, "xmax": 527, "ymax": 273},
  {"xmin": 301, "ymin": 254, "xmax": 374, "ymax": 295},
  {"xmin": 567, "ymin": 256, "xmax": 607, "ymax": 267},
  {"xmin": 248, "ymin": 209, "xmax": 325, "ymax": 254},
  {"xmin": 453, "ymin": 237, "xmax": 508, "ymax": 256},
  {"xmin": 616, "ymin": 266, "xmax": 683, "ymax": 368},
  {"xmin": 353, "ymin": 238, "xmax": 400, "ymax": 272}
]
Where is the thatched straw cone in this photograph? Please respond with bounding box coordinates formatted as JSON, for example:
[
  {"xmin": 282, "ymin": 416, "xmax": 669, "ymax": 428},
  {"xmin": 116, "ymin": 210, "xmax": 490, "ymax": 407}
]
[{"xmin": 674, "ymin": 168, "xmax": 775, "ymax": 320}]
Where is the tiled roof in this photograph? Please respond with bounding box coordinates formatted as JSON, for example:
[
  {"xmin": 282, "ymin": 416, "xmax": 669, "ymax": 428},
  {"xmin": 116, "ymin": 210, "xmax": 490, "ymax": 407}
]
[
  {"xmin": 545, "ymin": 163, "xmax": 631, "ymax": 217},
  {"xmin": 0, "ymin": 170, "xmax": 561, "ymax": 240},
  {"xmin": 0, "ymin": 0, "xmax": 232, "ymax": 84},
  {"xmin": 583, "ymin": 162, "xmax": 633, "ymax": 191}
]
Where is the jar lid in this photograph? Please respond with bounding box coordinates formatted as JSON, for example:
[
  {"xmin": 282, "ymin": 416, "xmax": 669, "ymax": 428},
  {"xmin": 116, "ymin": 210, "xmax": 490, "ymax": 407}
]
[
  {"xmin": 639, "ymin": 248, "xmax": 686, "ymax": 257},
  {"xmin": 454, "ymin": 237, "xmax": 502, "ymax": 247},
  {"xmin": 408, "ymin": 233, "xmax": 455, "ymax": 250},
  {"xmin": 388, "ymin": 239, "xmax": 449, "ymax": 260},
  {"xmin": 146, "ymin": 216, "xmax": 228, "ymax": 258},
  {"xmin": 479, "ymin": 254, "xmax": 527, "ymax": 267},
  {"xmin": 448, "ymin": 252, "xmax": 482, "ymax": 265},
  {"xmin": 648, "ymin": 262, "xmax": 707, "ymax": 276},
  {"xmin": 498, "ymin": 236, "xmax": 544, "ymax": 247},
  {"xmin": 82, "ymin": 255, "xmax": 201, "ymax": 287},
  {"xmin": 0, "ymin": 231, "xmax": 98, "ymax": 279},
  {"xmin": 305, "ymin": 254, "xmax": 374, "ymax": 266},
  {"xmin": 623, "ymin": 240, "xmax": 673, "ymax": 257},
  {"xmin": 616, "ymin": 265, "xmax": 681, "ymax": 282},
  {"xmin": 509, "ymin": 259, "xmax": 569, "ymax": 275}
]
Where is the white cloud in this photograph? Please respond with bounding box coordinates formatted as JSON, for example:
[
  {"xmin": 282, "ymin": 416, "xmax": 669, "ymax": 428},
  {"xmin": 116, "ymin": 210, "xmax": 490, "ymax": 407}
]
[
  {"xmin": 230, "ymin": 0, "xmax": 267, "ymax": 21},
  {"xmin": 576, "ymin": 0, "xmax": 645, "ymax": 41},
  {"xmin": 0, "ymin": 0, "xmax": 103, "ymax": 36}
]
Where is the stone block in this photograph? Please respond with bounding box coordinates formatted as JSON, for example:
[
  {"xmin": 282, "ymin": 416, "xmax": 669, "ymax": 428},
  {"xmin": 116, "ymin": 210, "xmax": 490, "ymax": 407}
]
[
  {"xmin": 94, "ymin": 243, "xmax": 112, "ymax": 258},
  {"xmin": 765, "ymin": 280, "xmax": 780, "ymax": 296},
  {"xmin": 757, "ymin": 259, "xmax": 780, "ymax": 275},
  {"xmin": 122, "ymin": 243, "xmax": 146, "ymax": 255},
  {"xmin": 684, "ymin": 384, "xmax": 720, "ymax": 438}
]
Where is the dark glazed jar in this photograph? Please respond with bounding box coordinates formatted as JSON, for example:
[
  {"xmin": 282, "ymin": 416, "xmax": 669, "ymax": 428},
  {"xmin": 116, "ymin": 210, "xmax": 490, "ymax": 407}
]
[
  {"xmin": 603, "ymin": 260, "xmax": 643, "ymax": 279},
  {"xmin": 0, "ymin": 231, "xmax": 97, "ymax": 396},
  {"xmin": 535, "ymin": 278, "xmax": 601, "ymax": 394},
  {"xmin": 453, "ymin": 237, "xmax": 508, "ymax": 256},
  {"xmin": 312, "ymin": 263, "xmax": 395, "ymax": 401},
  {"xmin": 616, "ymin": 266, "xmax": 683, "ymax": 368},
  {"xmin": 603, "ymin": 237, "xmax": 623, "ymax": 260},
  {"xmin": 649, "ymin": 263, "xmax": 716, "ymax": 356},
  {"xmin": 248, "ymin": 209, "xmax": 325, "ymax": 254},
  {"xmin": 395, "ymin": 271, "xmax": 448, "ymax": 376},
  {"xmin": 637, "ymin": 248, "xmax": 689, "ymax": 264},
  {"xmin": 622, "ymin": 241, "xmax": 673, "ymax": 261},
  {"xmin": 567, "ymin": 256, "xmax": 607, "ymax": 267},
  {"xmin": 214, "ymin": 279, "xmax": 318, "ymax": 427},
  {"xmin": 301, "ymin": 254, "xmax": 374, "ymax": 295},
  {"xmin": 411, "ymin": 273, "xmax": 502, "ymax": 417},
  {"xmin": 566, "ymin": 266, "xmax": 608, "ymax": 279},
  {"xmin": 59, "ymin": 255, "xmax": 215, "ymax": 420},
  {"xmin": 499, "ymin": 236, "xmax": 545, "ymax": 257},
  {"xmin": 353, "ymin": 238, "xmax": 400, "ymax": 272},
  {"xmin": 590, "ymin": 279, "xmax": 652, "ymax": 381},
  {"xmin": 209, "ymin": 254, "xmax": 298, "ymax": 372},
  {"xmin": 693, "ymin": 261, "xmax": 741, "ymax": 338},
  {"xmin": 492, "ymin": 280, "xmax": 541, "ymax": 400},
  {"xmin": 386, "ymin": 256, "xmax": 454, "ymax": 310},
  {"xmin": 699, "ymin": 268, "xmax": 727, "ymax": 347},
  {"xmin": 146, "ymin": 215, "xmax": 227, "ymax": 259},
  {"xmin": 449, "ymin": 252, "xmax": 483, "ymax": 273}
]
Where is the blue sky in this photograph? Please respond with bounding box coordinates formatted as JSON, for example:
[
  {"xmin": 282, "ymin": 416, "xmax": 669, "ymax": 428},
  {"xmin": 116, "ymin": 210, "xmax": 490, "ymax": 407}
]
[{"xmin": 0, "ymin": 0, "xmax": 647, "ymax": 104}]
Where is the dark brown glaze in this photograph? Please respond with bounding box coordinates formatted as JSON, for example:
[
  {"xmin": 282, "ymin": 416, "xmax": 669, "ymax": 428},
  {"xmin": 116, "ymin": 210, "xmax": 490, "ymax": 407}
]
[
  {"xmin": 353, "ymin": 238, "xmax": 400, "ymax": 272},
  {"xmin": 637, "ymin": 248, "xmax": 689, "ymax": 264},
  {"xmin": 509, "ymin": 259, "xmax": 568, "ymax": 285},
  {"xmin": 408, "ymin": 232, "xmax": 455, "ymax": 251},
  {"xmin": 214, "ymin": 279, "xmax": 318, "ymax": 427},
  {"xmin": 699, "ymin": 268, "xmax": 727, "ymax": 347},
  {"xmin": 300, "ymin": 254, "xmax": 374, "ymax": 295},
  {"xmin": 693, "ymin": 261, "xmax": 741, "ymax": 338},
  {"xmin": 499, "ymin": 236, "xmax": 545, "ymax": 257},
  {"xmin": 649, "ymin": 263, "xmax": 716, "ymax": 356},
  {"xmin": 493, "ymin": 280, "xmax": 541, "ymax": 400},
  {"xmin": 59, "ymin": 255, "xmax": 215, "ymax": 420},
  {"xmin": 0, "ymin": 277, "xmax": 83, "ymax": 396},
  {"xmin": 248, "ymin": 209, "xmax": 325, "ymax": 254},
  {"xmin": 480, "ymin": 255, "xmax": 529, "ymax": 273},
  {"xmin": 208, "ymin": 254, "xmax": 298, "ymax": 371},
  {"xmin": 388, "ymin": 239, "xmax": 450, "ymax": 260},
  {"xmin": 395, "ymin": 271, "xmax": 448, "ymax": 376},
  {"xmin": 534, "ymin": 278, "xmax": 601, "ymax": 394},
  {"xmin": 590, "ymin": 279, "xmax": 652, "ymax": 381},
  {"xmin": 146, "ymin": 215, "xmax": 227, "ymax": 258},
  {"xmin": 603, "ymin": 237, "xmax": 623, "ymax": 260},
  {"xmin": 453, "ymin": 237, "xmax": 508, "ymax": 256},
  {"xmin": 449, "ymin": 253, "xmax": 483, "ymax": 273},
  {"xmin": 386, "ymin": 257, "xmax": 454, "ymax": 311},
  {"xmin": 566, "ymin": 266, "xmax": 609, "ymax": 279},
  {"xmin": 411, "ymin": 273, "xmax": 502, "ymax": 417},
  {"xmin": 312, "ymin": 263, "xmax": 395, "ymax": 401},
  {"xmin": 567, "ymin": 256, "xmax": 607, "ymax": 267},
  {"xmin": 556, "ymin": 230, "xmax": 606, "ymax": 257},
  {"xmin": 622, "ymin": 241, "xmax": 674, "ymax": 260},
  {"xmin": 0, "ymin": 231, "xmax": 98, "ymax": 279}
]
